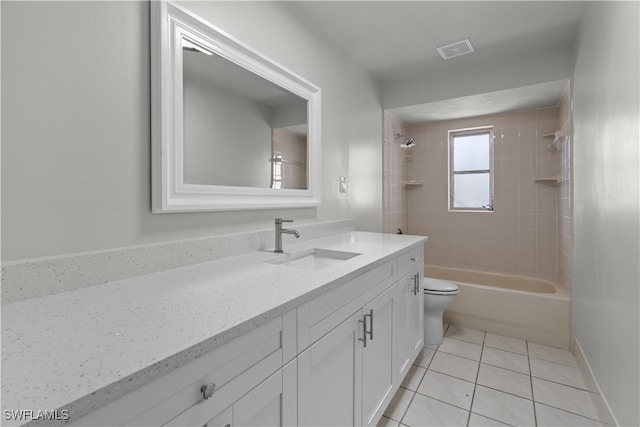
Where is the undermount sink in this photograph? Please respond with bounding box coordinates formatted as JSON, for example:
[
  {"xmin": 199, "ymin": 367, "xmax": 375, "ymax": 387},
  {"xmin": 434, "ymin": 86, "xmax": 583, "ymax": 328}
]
[{"xmin": 267, "ymin": 248, "xmax": 361, "ymax": 271}]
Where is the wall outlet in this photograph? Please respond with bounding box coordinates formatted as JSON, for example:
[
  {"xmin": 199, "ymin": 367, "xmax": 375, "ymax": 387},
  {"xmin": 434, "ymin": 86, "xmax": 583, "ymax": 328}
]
[{"xmin": 339, "ymin": 176, "xmax": 347, "ymax": 193}]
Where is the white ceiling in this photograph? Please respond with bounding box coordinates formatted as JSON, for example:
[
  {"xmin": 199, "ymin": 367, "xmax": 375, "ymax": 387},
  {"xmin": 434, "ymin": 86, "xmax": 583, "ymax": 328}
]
[{"xmin": 293, "ymin": 1, "xmax": 585, "ymax": 123}]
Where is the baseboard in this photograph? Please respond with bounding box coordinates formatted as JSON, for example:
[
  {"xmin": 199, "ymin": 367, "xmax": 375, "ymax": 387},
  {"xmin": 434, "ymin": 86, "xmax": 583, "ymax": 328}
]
[{"xmin": 572, "ymin": 336, "xmax": 619, "ymax": 426}]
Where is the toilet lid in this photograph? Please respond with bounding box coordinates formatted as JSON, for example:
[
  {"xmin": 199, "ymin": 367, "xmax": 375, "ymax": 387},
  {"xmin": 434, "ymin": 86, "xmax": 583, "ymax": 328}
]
[{"xmin": 423, "ymin": 277, "xmax": 459, "ymax": 293}]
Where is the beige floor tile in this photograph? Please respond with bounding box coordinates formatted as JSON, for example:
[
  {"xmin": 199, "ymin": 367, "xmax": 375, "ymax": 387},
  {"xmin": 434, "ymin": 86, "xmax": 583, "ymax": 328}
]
[
  {"xmin": 383, "ymin": 387, "xmax": 415, "ymax": 422},
  {"xmin": 413, "ymin": 347, "xmax": 436, "ymax": 369},
  {"xmin": 377, "ymin": 416, "xmax": 400, "ymax": 427},
  {"xmin": 401, "ymin": 364, "xmax": 426, "ymax": 391},
  {"xmin": 472, "ymin": 385, "xmax": 535, "ymax": 426},
  {"xmin": 417, "ymin": 370, "xmax": 475, "ymax": 410},
  {"xmin": 477, "ymin": 363, "xmax": 532, "ymax": 399},
  {"xmin": 437, "ymin": 337, "xmax": 483, "ymax": 361},
  {"xmin": 429, "ymin": 350, "xmax": 480, "ymax": 383},
  {"xmin": 484, "ymin": 333, "xmax": 528, "ymax": 355},
  {"xmin": 530, "ymin": 357, "xmax": 587, "ymax": 390},
  {"xmin": 528, "ymin": 342, "xmax": 578, "ymax": 367},
  {"xmin": 535, "ymin": 402, "xmax": 603, "ymax": 426},
  {"xmin": 403, "ymin": 393, "xmax": 469, "ymax": 427},
  {"xmin": 532, "ymin": 377, "xmax": 600, "ymax": 420},
  {"xmin": 445, "ymin": 324, "xmax": 486, "ymax": 344},
  {"xmin": 467, "ymin": 413, "xmax": 510, "ymax": 426},
  {"xmin": 481, "ymin": 346, "xmax": 530, "ymax": 374}
]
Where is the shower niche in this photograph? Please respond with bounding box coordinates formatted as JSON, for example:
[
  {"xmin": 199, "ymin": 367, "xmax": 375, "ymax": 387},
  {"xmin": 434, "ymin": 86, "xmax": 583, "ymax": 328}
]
[{"xmin": 151, "ymin": 1, "xmax": 322, "ymax": 212}]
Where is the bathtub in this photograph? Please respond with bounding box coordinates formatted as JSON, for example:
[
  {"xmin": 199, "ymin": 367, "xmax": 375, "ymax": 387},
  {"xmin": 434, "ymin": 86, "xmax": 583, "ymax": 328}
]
[{"xmin": 424, "ymin": 265, "xmax": 570, "ymax": 349}]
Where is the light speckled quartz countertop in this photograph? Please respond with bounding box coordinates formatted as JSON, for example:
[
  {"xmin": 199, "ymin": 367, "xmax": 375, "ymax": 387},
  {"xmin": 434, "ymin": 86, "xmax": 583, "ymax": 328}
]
[{"xmin": 1, "ymin": 231, "xmax": 426, "ymax": 425}]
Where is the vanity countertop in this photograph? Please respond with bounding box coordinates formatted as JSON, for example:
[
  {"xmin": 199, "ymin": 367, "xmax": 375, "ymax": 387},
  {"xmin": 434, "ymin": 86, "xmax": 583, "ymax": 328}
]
[{"xmin": 1, "ymin": 231, "xmax": 426, "ymax": 425}]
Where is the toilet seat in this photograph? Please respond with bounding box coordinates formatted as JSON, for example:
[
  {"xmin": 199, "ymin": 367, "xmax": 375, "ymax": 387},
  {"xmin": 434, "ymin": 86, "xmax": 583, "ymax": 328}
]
[{"xmin": 424, "ymin": 277, "xmax": 459, "ymax": 295}]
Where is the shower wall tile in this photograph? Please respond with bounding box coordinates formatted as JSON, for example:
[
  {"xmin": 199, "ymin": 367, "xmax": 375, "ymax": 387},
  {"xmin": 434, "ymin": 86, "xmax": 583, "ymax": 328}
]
[
  {"xmin": 383, "ymin": 111, "xmax": 409, "ymax": 234},
  {"xmin": 557, "ymin": 83, "xmax": 573, "ymax": 295},
  {"xmin": 406, "ymin": 107, "xmax": 562, "ymax": 280}
]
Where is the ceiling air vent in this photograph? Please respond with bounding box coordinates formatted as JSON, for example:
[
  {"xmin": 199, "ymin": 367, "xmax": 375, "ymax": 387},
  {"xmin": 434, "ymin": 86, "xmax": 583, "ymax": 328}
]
[{"xmin": 437, "ymin": 38, "xmax": 475, "ymax": 60}]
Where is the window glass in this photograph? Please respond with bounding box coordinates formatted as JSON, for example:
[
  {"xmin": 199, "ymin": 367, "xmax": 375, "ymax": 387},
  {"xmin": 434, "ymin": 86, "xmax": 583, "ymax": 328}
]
[
  {"xmin": 453, "ymin": 173, "xmax": 491, "ymax": 208},
  {"xmin": 453, "ymin": 134, "xmax": 490, "ymax": 171},
  {"xmin": 449, "ymin": 128, "xmax": 493, "ymax": 211}
]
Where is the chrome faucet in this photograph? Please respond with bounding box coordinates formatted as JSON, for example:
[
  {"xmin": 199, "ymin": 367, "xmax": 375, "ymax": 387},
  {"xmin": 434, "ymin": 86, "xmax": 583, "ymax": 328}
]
[{"xmin": 275, "ymin": 218, "xmax": 300, "ymax": 253}]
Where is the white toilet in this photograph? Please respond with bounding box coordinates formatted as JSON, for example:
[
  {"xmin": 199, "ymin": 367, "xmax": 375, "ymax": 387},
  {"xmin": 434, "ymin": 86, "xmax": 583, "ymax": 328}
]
[{"xmin": 423, "ymin": 277, "xmax": 459, "ymax": 345}]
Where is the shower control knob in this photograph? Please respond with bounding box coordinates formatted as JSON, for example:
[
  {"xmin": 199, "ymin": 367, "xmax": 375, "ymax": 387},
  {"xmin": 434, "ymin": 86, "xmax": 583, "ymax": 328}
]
[{"xmin": 201, "ymin": 383, "xmax": 215, "ymax": 400}]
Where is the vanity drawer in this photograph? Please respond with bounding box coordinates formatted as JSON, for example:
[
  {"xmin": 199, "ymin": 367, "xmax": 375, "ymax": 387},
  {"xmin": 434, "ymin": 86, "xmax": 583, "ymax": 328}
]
[
  {"xmin": 398, "ymin": 245, "xmax": 423, "ymax": 278},
  {"xmin": 297, "ymin": 259, "xmax": 397, "ymax": 351},
  {"xmin": 73, "ymin": 312, "xmax": 295, "ymax": 426}
]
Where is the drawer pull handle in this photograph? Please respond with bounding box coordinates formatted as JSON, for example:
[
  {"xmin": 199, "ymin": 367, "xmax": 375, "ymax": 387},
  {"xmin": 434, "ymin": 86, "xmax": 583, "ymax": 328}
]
[
  {"xmin": 358, "ymin": 309, "xmax": 374, "ymax": 347},
  {"xmin": 201, "ymin": 383, "xmax": 215, "ymax": 400},
  {"xmin": 358, "ymin": 317, "xmax": 367, "ymax": 347}
]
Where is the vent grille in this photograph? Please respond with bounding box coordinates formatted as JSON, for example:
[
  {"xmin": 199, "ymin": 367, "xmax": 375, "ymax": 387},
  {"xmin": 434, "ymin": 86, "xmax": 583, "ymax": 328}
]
[{"xmin": 437, "ymin": 38, "xmax": 475, "ymax": 60}]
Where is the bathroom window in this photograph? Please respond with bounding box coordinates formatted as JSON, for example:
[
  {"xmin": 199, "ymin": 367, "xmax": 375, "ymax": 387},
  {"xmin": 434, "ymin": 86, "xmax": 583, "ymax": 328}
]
[{"xmin": 449, "ymin": 127, "xmax": 494, "ymax": 211}]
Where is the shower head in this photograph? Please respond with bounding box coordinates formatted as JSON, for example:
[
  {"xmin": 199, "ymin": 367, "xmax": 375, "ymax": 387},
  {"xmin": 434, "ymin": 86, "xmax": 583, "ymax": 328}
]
[
  {"xmin": 387, "ymin": 133, "xmax": 415, "ymax": 148},
  {"xmin": 400, "ymin": 137, "xmax": 414, "ymax": 148}
]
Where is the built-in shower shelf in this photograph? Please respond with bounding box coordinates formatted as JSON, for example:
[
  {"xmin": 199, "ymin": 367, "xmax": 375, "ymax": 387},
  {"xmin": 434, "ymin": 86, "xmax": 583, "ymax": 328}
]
[
  {"xmin": 534, "ymin": 176, "xmax": 560, "ymax": 186},
  {"xmin": 401, "ymin": 180, "xmax": 423, "ymax": 188}
]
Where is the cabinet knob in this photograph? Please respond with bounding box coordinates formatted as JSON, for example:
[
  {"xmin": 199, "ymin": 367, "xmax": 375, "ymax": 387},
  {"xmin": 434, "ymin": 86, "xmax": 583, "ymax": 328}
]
[
  {"xmin": 411, "ymin": 257, "xmax": 416, "ymax": 262},
  {"xmin": 201, "ymin": 383, "xmax": 215, "ymax": 400}
]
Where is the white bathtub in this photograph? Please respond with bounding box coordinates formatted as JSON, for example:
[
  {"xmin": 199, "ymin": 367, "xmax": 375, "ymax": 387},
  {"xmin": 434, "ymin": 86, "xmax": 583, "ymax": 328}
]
[{"xmin": 425, "ymin": 265, "xmax": 570, "ymax": 349}]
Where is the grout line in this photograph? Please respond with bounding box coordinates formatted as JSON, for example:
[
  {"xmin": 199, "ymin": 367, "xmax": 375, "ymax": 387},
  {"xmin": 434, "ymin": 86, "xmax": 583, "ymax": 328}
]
[
  {"xmin": 527, "ymin": 340, "xmax": 539, "ymax": 426},
  {"xmin": 533, "ymin": 401, "xmax": 605, "ymax": 424},
  {"xmin": 466, "ymin": 330, "xmax": 484, "ymax": 427},
  {"xmin": 530, "ymin": 373, "xmax": 594, "ymax": 392}
]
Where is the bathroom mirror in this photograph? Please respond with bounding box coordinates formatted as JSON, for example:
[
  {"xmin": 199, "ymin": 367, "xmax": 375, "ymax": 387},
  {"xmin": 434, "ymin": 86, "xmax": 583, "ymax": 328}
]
[{"xmin": 151, "ymin": 1, "xmax": 321, "ymax": 212}]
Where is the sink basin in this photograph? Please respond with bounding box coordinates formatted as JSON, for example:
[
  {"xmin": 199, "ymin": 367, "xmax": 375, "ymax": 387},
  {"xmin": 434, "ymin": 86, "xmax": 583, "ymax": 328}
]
[{"xmin": 267, "ymin": 248, "xmax": 361, "ymax": 271}]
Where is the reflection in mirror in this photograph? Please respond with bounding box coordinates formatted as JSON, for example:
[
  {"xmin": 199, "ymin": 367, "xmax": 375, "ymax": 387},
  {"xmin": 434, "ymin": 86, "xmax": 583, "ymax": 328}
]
[
  {"xmin": 271, "ymin": 127, "xmax": 307, "ymax": 189},
  {"xmin": 151, "ymin": 1, "xmax": 321, "ymax": 212},
  {"xmin": 182, "ymin": 37, "xmax": 308, "ymax": 189}
]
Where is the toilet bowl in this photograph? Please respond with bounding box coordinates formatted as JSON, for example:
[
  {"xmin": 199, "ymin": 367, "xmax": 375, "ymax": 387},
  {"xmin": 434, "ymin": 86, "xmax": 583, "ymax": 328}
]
[{"xmin": 423, "ymin": 277, "xmax": 459, "ymax": 345}]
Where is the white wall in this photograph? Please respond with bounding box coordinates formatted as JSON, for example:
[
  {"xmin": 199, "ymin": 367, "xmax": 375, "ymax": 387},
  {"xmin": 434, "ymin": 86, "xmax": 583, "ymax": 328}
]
[
  {"xmin": 1, "ymin": 1, "xmax": 383, "ymax": 262},
  {"xmin": 573, "ymin": 2, "xmax": 640, "ymax": 425},
  {"xmin": 382, "ymin": 42, "xmax": 575, "ymax": 110}
]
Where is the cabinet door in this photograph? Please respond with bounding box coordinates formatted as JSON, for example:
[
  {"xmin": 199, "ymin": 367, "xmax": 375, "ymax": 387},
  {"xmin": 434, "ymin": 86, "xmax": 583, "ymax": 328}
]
[
  {"xmin": 393, "ymin": 273, "xmax": 411, "ymax": 383},
  {"xmin": 203, "ymin": 407, "xmax": 232, "ymax": 427},
  {"xmin": 203, "ymin": 360, "xmax": 296, "ymax": 427},
  {"xmin": 409, "ymin": 271, "xmax": 424, "ymax": 360},
  {"xmin": 361, "ymin": 286, "xmax": 395, "ymax": 427},
  {"xmin": 298, "ymin": 313, "xmax": 362, "ymax": 427}
]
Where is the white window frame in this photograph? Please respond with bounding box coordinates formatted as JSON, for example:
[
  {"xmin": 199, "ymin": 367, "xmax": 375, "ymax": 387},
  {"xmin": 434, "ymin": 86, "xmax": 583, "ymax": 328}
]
[{"xmin": 448, "ymin": 126, "xmax": 494, "ymax": 212}]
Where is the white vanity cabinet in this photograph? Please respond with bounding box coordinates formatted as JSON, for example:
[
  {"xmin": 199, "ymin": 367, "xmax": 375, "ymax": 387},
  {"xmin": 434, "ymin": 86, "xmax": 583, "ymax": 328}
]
[
  {"xmin": 297, "ymin": 244, "xmax": 425, "ymax": 427},
  {"xmin": 394, "ymin": 246, "xmax": 424, "ymax": 378},
  {"xmin": 360, "ymin": 284, "xmax": 397, "ymax": 427},
  {"xmin": 71, "ymin": 312, "xmax": 296, "ymax": 427},
  {"xmin": 297, "ymin": 284, "xmax": 398, "ymax": 427},
  {"xmin": 69, "ymin": 241, "xmax": 425, "ymax": 427},
  {"xmin": 191, "ymin": 360, "xmax": 297, "ymax": 427}
]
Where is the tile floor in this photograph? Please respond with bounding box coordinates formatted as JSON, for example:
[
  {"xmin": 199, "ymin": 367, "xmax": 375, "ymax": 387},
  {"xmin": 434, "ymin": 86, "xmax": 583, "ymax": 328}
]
[{"xmin": 379, "ymin": 324, "xmax": 606, "ymax": 427}]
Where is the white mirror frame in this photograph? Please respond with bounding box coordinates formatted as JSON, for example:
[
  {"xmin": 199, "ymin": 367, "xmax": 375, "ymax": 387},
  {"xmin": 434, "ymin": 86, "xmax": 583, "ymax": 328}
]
[{"xmin": 151, "ymin": 1, "xmax": 321, "ymax": 212}]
